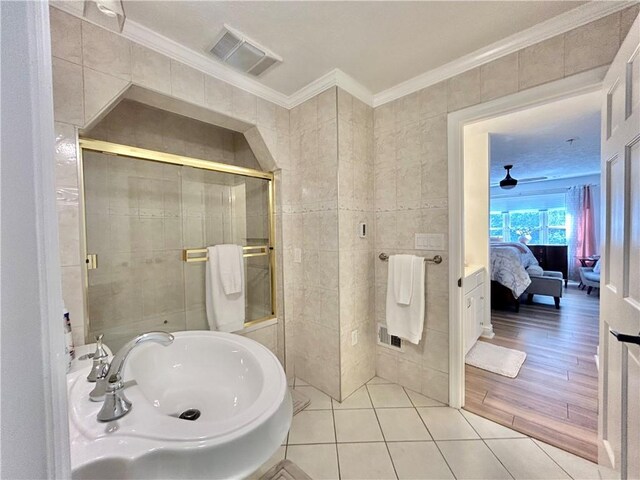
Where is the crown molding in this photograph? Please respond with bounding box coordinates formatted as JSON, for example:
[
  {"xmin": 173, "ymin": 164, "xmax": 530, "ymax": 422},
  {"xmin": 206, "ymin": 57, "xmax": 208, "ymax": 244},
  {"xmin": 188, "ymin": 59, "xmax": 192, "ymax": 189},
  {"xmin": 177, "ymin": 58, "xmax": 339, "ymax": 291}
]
[
  {"xmin": 372, "ymin": 1, "xmax": 634, "ymax": 107},
  {"xmin": 287, "ymin": 69, "xmax": 373, "ymax": 108},
  {"xmin": 51, "ymin": 1, "xmax": 633, "ymax": 111}
]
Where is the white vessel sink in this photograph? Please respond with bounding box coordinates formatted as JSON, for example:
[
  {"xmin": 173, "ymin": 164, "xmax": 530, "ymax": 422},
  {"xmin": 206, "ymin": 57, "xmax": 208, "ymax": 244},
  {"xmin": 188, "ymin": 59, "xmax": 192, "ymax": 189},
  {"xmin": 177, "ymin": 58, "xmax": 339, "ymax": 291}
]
[{"xmin": 68, "ymin": 331, "xmax": 292, "ymax": 479}]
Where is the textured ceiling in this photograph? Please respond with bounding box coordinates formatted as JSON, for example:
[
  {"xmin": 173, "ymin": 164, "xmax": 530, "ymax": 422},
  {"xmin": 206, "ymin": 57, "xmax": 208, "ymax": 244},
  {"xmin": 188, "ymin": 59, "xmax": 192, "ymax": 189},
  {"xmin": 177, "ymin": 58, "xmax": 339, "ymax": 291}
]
[
  {"xmin": 474, "ymin": 91, "xmax": 602, "ymax": 184},
  {"xmin": 122, "ymin": 1, "xmax": 586, "ymax": 95}
]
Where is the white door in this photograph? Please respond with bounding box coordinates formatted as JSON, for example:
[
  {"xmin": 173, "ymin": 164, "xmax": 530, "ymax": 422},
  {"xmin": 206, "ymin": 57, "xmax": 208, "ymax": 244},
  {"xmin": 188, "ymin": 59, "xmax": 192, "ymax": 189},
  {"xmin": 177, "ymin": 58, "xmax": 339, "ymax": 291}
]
[{"xmin": 599, "ymin": 14, "xmax": 640, "ymax": 479}]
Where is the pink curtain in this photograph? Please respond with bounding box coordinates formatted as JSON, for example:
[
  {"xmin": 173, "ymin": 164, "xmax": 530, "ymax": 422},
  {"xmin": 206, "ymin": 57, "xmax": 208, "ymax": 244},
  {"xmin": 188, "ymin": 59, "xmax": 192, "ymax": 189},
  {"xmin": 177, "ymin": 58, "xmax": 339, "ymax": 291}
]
[{"xmin": 567, "ymin": 185, "xmax": 597, "ymax": 281}]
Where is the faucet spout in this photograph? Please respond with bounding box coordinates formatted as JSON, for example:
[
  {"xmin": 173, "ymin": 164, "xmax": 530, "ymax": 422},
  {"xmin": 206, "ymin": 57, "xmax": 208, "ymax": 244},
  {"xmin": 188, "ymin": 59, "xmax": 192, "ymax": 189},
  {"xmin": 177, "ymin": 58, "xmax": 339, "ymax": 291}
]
[
  {"xmin": 106, "ymin": 331, "xmax": 174, "ymax": 385},
  {"xmin": 96, "ymin": 331, "xmax": 174, "ymax": 422}
]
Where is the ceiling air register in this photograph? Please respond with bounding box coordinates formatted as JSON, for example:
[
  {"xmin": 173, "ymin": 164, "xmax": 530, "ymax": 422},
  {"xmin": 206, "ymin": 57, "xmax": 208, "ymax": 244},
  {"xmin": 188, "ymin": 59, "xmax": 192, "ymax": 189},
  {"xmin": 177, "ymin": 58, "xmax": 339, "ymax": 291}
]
[{"xmin": 209, "ymin": 25, "xmax": 282, "ymax": 77}]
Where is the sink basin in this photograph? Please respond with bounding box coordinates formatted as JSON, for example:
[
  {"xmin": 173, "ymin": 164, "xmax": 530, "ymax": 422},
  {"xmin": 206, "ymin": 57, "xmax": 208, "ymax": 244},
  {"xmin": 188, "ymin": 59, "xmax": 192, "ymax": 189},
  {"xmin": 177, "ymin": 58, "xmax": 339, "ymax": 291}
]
[{"xmin": 68, "ymin": 331, "xmax": 292, "ymax": 479}]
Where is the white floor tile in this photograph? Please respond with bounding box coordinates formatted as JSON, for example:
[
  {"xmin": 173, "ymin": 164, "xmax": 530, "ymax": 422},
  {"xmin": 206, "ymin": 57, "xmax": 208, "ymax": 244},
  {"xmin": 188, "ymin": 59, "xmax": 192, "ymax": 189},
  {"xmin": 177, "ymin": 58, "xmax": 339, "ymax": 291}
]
[
  {"xmin": 437, "ymin": 440, "xmax": 512, "ymax": 480},
  {"xmin": 246, "ymin": 446, "xmax": 286, "ymax": 480},
  {"xmin": 486, "ymin": 438, "xmax": 570, "ymax": 479},
  {"xmin": 461, "ymin": 410, "xmax": 526, "ymax": 439},
  {"xmin": 387, "ymin": 441, "xmax": 454, "ymax": 479},
  {"xmin": 367, "ymin": 376, "xmax": 394, "ymax": 385},
  {"xmin": 295, "ymin": 385, "xmax": 332, "ymax": 410},
  {"xmin": 417, "ymin": 407, "xmax": 479, "ymax": 440},
  {"xmin": 368, "ymin": 383, "xmax": 412, "ymax": 408},
  {"xmin": 286, "ymin": 444, "xmax": 339, "ymax": 480},
  {"xmin": 332, "ymin": 385, "xmax": 373, "ymax": 409},
  {"xmin": 533, "ymin": 440, "xmax": 619, "ymax": 480},
  {"xmin": 404, "ymin": 388, "xmax": 445, "ymax": 407},
  {"xmin": 376, "ymin": 408, "xmax": 432, "ymax": 441},
  {"xmin": 288, "ymin": 410, "xmax": 335, "ymax": 445},
  {"xmin": 338, "ymin": 442, "xmax": 397, "ymax": 480},
  {"xmin": 295, "ymin": 377, "xmax": 309, "ymax": 386},
  {"xmin": 334, "ymin": 409, "xmax": 384, "ymax": 443}
]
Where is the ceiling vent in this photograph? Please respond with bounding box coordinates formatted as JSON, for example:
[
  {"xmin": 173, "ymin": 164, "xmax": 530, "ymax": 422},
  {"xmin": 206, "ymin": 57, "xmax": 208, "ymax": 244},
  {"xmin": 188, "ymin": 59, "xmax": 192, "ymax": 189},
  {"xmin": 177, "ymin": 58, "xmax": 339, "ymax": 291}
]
[{"xmin": 209, "ymin": 25, "xmax": 282, "ymax": 77}]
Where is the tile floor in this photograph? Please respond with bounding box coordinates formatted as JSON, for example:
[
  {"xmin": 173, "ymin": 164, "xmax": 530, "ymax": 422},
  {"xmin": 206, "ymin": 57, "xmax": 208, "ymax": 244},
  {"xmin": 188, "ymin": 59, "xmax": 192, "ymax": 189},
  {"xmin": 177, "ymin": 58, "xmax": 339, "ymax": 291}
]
[{"xmin": 250, "ymin": 377, "xmax": 618, "ymax": 480}]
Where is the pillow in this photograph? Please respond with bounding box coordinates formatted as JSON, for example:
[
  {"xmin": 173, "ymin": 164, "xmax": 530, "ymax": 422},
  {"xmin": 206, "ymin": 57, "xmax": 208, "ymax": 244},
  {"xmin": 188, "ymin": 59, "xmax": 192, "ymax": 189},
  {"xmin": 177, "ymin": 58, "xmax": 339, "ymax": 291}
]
[
  {"xmin": 527, "ymin": 265, "xmax": 544, "ymax": 277},
  {"xmin": 593, "ymin": 259, "xmax": 601, "ymax": 274}
]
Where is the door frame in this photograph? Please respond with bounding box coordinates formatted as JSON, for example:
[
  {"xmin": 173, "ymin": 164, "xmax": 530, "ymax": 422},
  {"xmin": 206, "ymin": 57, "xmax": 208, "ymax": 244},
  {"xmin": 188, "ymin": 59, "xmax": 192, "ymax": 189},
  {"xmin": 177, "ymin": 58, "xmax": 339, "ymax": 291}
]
[{"xmin": 447, "ymin": 65, "xmax": 608, "ymax": 409}]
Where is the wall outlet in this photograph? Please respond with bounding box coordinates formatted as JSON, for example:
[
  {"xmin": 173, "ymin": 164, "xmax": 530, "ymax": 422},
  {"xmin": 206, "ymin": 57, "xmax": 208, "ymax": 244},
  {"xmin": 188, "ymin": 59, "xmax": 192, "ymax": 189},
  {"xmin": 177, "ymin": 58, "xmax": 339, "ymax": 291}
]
[
  {"xmin": 294, "ymin": 248, "xmax": 302, "ymax": 263},
  {"xmin": 351, "ymin": 329, "xmax": 358, "ymax": 346}
]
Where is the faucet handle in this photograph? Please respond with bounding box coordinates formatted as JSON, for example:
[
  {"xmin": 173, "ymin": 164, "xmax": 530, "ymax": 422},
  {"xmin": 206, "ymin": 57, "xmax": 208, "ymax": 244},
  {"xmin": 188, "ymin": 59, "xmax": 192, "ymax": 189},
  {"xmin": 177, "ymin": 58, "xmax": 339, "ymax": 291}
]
[
  {"xmin": 88, "ymin": 363, "xmax": 109, "ymax": 401},
  {"xmin": 87, "ymin": 334, "xmax": 109, "ymax": 383},
  {"xmin": 94, "ymin": 334, "xmax": 108, "ymax": 359}
]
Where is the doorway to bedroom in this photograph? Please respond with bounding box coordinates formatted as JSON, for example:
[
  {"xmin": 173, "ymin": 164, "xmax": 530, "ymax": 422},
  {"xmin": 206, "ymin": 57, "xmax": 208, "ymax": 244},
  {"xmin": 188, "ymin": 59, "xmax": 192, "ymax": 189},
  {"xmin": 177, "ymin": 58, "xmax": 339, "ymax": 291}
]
[{"xmin": 461, "ymin": 89, "xmax": 602, "ymax": 462}]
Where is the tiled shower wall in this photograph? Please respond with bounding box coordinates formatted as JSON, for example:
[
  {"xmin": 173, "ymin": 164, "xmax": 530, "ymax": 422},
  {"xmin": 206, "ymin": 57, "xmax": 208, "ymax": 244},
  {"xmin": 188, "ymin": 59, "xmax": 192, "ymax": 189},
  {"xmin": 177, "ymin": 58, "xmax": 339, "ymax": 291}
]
[
  {"xmin": 50, "ymin": 7, "xmax": 290, "ymax": 365},
  {"xmin": 372, "ymin": 5, "xmax": 640, "ymax": 403}
]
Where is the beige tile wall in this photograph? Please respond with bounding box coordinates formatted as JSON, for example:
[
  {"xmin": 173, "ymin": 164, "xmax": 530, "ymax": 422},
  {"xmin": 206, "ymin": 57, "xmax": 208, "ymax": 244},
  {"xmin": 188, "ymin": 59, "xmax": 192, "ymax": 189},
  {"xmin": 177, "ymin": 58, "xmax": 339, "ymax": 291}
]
[
  {"xmin": 49, "ymin": 7, "xmax": 290, "ymax": 366},
  {"xmin": 284, "ymin": 88, "xmax": 341, "ymax": 398},
  {"xmin": 337, "ymin": 89, "xmax": 376, "ymax": 399},
  {"xmin": 372, "ymin": 6, "xmax": 639, "ymax": 403}
]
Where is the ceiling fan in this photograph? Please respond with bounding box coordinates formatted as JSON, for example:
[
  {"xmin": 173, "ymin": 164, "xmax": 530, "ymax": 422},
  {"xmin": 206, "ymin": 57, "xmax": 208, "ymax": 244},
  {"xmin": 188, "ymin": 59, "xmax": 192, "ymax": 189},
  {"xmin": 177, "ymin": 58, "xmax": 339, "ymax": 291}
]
[{"xmin": 491, "ymin": 165, "xmax": 548, "ymax": 188}]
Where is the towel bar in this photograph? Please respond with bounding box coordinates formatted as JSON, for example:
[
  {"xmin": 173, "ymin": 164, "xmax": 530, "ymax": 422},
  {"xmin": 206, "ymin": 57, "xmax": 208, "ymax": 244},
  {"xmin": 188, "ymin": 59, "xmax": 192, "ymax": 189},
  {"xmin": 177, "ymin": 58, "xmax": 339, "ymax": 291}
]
[
  {"xmin": 378, "ymin": 252, "xmax": 442, "ymax": 264},
  {"xmin": 183, "ymin": 245, "xmax": 270, "ymax": 262}
]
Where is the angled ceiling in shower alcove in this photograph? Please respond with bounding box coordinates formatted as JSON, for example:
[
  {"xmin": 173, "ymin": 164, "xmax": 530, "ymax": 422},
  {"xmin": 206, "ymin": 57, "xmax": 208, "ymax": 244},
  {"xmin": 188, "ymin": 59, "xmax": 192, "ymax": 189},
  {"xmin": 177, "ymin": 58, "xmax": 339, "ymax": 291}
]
[{"xmin": 80, "ymin": 83, "xmax": 279, "ymax": 173}]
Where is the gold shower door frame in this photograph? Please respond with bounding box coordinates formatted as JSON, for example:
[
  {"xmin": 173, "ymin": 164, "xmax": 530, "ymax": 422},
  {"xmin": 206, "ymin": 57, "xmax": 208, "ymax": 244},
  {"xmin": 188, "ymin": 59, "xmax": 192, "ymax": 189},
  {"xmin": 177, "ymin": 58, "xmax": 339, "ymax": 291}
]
[{"xmin": 78, "ymin": 138, "xmax": 277, "ymax": 340}]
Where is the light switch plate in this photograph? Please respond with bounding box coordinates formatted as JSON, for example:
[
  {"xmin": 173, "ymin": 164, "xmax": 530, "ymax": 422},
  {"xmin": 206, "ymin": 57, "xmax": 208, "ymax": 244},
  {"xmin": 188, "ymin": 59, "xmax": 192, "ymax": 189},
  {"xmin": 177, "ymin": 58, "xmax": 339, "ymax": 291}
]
[
  {"xmin": 415, "ymin": 233, "xmax": 445, "ymax": 250},
  {"xmin": 294, "ymin": 248, "xmax": 302, "ymax": 263}
]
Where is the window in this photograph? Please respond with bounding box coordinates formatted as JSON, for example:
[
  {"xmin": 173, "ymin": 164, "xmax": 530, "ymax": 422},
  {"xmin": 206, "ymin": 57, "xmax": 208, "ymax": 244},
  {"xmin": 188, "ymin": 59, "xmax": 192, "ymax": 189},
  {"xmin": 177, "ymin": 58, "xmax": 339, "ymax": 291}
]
[
  {"xmin": 508, "ymin": 210, "xmax": 541, "ymax": 243},
  {"xmin": 547, "ymin": 208, "xmax": 567, "ymax": 245},
  {"xmin": 489, "ymin": 212, "xmax": 503, "ymax": 240},
  {"xmin": 490, "ymin": 208, "xmax": 567, "ymax": 245}
]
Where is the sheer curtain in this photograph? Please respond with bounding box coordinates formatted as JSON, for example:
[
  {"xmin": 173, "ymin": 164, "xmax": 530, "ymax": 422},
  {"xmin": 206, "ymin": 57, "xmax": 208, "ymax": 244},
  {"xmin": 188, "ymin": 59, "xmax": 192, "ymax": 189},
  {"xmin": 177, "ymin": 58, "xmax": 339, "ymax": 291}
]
[{"xmin": 566, "ymin": 185, "xmax": 597, "ymax": 281}]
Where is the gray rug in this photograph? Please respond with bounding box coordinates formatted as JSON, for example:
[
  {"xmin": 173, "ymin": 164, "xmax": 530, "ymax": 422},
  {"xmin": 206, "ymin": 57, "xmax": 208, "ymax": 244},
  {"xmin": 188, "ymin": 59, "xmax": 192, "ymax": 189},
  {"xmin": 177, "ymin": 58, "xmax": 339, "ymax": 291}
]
[
  {"xmin": 290, "ymin": 388, "xmax": 310, "ymax": 415},
  {"xmin": 259, "ymin": 460, "xmax": 312, "ymax": 480}
]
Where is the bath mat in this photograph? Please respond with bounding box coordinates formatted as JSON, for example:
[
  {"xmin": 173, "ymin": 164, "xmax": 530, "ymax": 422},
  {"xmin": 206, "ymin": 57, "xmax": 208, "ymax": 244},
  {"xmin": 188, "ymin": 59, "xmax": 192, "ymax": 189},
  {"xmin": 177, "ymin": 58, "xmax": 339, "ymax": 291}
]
[
  {"xmin": 466, "ymin": 341, "xmax": 526, "ymax": 378},
  {"xmin": 259, "ymin": 460, "xmax": 312, "ymax": 480},
  {"xmin": 290, "ymin": 388, "xmax": 310, "ymax": 415}
]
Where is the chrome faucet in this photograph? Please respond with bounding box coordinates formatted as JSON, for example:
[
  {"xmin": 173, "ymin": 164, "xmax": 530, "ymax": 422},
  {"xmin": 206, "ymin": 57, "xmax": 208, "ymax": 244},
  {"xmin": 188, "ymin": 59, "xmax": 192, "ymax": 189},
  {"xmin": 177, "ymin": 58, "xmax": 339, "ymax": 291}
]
[{"xmin": 90, "ymin": 331, "xmax": 174, "ymax": 422}]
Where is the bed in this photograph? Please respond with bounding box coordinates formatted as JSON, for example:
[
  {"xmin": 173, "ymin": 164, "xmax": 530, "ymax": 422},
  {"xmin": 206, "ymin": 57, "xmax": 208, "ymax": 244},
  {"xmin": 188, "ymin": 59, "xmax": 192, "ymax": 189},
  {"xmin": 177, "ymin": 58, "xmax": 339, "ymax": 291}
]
[{"xmin": 489, "ymin": 242, "xmax": 540, "ymax": 311}]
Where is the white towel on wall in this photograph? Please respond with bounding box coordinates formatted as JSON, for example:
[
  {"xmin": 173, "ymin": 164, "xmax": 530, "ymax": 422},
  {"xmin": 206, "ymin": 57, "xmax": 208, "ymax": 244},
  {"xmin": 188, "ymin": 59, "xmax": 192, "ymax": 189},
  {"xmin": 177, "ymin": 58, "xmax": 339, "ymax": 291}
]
[
  {"xmin": 391, "ymin": 254, "xmax": 415, "ymax": 305},
  {"xmin": 385, "ymin": 255, "xmax": 425, "ymax": 344},
  {"xmin": 205, "ymin": 245, "xmax": 245, "ymax": 332}
]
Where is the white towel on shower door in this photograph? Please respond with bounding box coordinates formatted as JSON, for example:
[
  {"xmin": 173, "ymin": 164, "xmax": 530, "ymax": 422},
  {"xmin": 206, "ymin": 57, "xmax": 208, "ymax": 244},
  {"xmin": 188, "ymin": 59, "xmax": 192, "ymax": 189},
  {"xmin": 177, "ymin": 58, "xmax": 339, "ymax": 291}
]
[
  {"xmin": 205, "ymin": 245, "xmax": 245, "ymax": 332},
  {"xmin": 385, "ymin": 255, "xmax": 425, "ymax": 344}
]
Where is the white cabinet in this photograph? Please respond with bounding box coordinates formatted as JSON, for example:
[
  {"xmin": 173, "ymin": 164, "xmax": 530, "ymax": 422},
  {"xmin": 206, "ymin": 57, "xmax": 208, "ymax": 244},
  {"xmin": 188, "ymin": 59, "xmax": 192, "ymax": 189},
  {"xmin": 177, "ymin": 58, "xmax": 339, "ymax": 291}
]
[{"xmin": 464, "ymin": 266, "xmax": 486, "ymax": 355}]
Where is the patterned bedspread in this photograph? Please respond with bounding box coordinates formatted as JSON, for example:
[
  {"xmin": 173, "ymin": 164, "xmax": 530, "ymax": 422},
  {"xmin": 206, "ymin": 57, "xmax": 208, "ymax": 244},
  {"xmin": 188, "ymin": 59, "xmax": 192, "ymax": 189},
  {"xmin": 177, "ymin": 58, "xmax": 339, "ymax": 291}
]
[{"xmin": 490, "ymin": 246, "xmax": 532, "ymax": 298}]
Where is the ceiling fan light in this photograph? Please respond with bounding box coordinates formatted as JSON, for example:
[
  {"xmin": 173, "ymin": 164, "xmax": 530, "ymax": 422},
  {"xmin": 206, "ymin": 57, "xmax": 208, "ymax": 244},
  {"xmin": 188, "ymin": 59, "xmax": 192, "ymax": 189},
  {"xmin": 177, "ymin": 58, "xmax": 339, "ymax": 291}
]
[{"xmin": 499, "ymin": 165, "xmax": 518, "ymax": 190}]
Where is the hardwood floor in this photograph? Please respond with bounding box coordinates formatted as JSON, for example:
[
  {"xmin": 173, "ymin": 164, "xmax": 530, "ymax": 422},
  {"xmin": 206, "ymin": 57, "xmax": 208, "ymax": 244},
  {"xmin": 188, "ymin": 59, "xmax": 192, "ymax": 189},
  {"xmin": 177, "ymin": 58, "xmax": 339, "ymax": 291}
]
[{"xmin": 464, "ymin": 283, "xmax": 600, "ymax": 462}]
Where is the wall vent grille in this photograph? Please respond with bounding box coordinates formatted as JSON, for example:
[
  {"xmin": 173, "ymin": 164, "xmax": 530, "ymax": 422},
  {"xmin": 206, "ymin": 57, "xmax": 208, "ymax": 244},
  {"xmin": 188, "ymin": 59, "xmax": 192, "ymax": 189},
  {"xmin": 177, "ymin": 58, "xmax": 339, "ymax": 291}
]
[
  {"xmin": 208, "ymin": 25, "xmax": 282, "ymax": 77},
  {"xmin": 377, "ymin": 323, "xmax": 403, "ymax": 351}
]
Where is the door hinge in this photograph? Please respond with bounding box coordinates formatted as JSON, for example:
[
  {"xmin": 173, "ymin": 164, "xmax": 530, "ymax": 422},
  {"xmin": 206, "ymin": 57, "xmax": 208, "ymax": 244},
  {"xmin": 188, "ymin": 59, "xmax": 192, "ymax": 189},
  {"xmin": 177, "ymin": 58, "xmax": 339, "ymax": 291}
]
[
  {"xmin": 458, "ymin": 278, "xmax": 462, "ymax": 288},
  {"xmin": 86, "ymin": 254, "xmax": 98, "ymax": 270}
]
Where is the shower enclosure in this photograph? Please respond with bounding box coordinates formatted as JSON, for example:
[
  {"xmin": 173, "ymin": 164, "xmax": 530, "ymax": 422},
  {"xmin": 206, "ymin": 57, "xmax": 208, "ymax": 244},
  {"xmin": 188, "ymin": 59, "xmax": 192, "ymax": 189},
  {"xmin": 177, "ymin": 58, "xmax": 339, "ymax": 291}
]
[{"xmin": 80, "ymin": 139, "xmax": 275, "ymax": 351}]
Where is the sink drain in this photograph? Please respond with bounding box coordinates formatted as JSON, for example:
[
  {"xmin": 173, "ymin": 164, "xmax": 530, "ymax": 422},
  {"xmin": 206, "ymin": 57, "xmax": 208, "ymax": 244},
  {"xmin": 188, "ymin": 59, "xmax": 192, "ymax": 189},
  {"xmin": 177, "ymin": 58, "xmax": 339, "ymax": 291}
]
[{"xmin": 177, "ymin": 408, "xmax": 201, "ymax": 421}]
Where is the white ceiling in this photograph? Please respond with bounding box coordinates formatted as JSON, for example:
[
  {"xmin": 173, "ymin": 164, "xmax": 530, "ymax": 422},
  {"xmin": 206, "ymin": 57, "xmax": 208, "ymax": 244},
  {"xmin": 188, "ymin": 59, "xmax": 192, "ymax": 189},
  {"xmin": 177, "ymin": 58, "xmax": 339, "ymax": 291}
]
[
  {"xmin": 469, "ymin": 91, "xmax": 602, "ymax": 184},
  {"xmin": 121, "ymin": 1, "xmax": 587, "ymax": 96}
]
